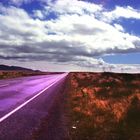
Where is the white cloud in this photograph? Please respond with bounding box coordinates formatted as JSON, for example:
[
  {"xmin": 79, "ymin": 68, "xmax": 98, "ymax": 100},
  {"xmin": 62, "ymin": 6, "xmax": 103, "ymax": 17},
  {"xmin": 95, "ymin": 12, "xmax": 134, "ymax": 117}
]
[
  {"xmin": 33, "ymin": 10, "xmax": 45, "ymax": 19},
  {"xmin": 114, "ymin": 24, "xmax": 124, "ymax": 32},
  {"xmin": 104, "ymin": 6, "xmax": 140, "ymax": 21},
  {"xmin": 0, "ymin": 0, "xmax": 140, "ymax": 72},
  {"xmin": 9, "ymin": 0, "xmax": 32, "ymax": 6},
  {"xmin": 46, "ymin": 0, "xmax": 102, "ymax": 15}
]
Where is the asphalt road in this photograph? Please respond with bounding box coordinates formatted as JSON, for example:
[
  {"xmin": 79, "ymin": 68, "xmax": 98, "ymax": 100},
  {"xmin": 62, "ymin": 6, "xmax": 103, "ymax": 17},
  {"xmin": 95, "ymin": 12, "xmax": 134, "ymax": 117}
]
[{"xmin": 0, "ymin": 73, "xmax": 68, "ymax": 140}]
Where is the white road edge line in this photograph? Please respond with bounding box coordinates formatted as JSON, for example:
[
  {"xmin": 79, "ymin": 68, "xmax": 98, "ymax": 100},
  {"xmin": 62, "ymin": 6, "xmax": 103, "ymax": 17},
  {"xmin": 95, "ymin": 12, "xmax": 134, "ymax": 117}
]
[
  {"xmin": 0, "ymin": 84, "xmax": 9, "ymax": 88},
  {"xmin": 0, "ymin": 73, "xmax": 68, "ymax": 123}
]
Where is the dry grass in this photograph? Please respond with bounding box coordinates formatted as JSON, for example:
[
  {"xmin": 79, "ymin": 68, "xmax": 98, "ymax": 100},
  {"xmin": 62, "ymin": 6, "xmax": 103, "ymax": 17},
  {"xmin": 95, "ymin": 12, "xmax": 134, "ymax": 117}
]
[
  {"xmin": 0, "ymin": 71, "xmax": 51, "ymax": 79},
  {"xmin": 68, "ymin": 72, "xmax": 140, "ymax": 140}
]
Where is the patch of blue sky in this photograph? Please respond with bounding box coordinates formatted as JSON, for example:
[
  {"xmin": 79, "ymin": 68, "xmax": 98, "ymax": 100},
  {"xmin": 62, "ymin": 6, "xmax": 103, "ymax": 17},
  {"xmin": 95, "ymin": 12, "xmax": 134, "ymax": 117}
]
[
  {"xmin": 114, "ymin": 18, "xmax": 140, "ymax": 36},
  {"xmin": 102, "ymin": 53, "xmax": 140, "ymax": 64}
]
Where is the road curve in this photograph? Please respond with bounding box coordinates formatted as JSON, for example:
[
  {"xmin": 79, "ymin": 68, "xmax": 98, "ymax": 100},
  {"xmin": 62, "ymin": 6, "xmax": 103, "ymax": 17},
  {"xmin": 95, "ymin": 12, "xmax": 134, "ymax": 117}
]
[{"xmin": 0, "ymin": 73, "xmax": 68, "ymax": 140}]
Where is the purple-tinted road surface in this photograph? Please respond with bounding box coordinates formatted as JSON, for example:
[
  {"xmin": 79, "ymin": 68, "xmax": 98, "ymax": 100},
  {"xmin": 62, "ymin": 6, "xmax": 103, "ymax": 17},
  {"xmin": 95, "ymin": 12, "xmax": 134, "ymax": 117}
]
[{"xmin": 0, "ymin": 73, "xmax": 68, "ymax": 140}]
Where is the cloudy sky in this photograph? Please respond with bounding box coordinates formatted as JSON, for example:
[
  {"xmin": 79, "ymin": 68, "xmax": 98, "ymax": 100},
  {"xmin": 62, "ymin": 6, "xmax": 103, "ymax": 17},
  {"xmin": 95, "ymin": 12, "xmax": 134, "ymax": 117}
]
[{"xmin": 0, "ymin": 0, "xmax": 140, "ymax": 72}]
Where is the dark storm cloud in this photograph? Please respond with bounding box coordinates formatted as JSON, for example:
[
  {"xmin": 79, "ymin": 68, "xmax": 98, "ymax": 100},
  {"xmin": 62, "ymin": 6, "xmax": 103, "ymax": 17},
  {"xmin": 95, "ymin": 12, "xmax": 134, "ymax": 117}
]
[{"xmin": 1, "ymin": 37, "xmax": 140, "ymax": 64}]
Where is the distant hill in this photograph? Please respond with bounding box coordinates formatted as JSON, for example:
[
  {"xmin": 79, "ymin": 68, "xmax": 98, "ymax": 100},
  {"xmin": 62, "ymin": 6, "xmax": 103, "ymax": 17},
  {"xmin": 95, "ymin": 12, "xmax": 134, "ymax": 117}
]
[{"xmin": 0, "ymin": 65, "xmax": 33, "ymax": 71}]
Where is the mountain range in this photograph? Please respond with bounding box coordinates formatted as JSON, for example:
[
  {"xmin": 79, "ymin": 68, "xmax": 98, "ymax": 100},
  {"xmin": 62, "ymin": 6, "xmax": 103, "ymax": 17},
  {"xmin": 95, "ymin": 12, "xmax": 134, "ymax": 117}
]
[{"xmin": 0, "ymin": 65, "xmax": 33, "ymax": 71}]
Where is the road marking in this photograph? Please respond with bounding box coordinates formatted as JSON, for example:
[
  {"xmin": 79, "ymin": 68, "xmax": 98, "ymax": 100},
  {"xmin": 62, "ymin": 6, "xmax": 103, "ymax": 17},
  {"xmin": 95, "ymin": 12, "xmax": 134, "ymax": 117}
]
[
  {"xmin": 0, "ymin": 73, "xmax": 68, "ymax": 123},
  {"xmin": 0, "ymin": 84, "xmax": 9, "ymax": 88}
]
